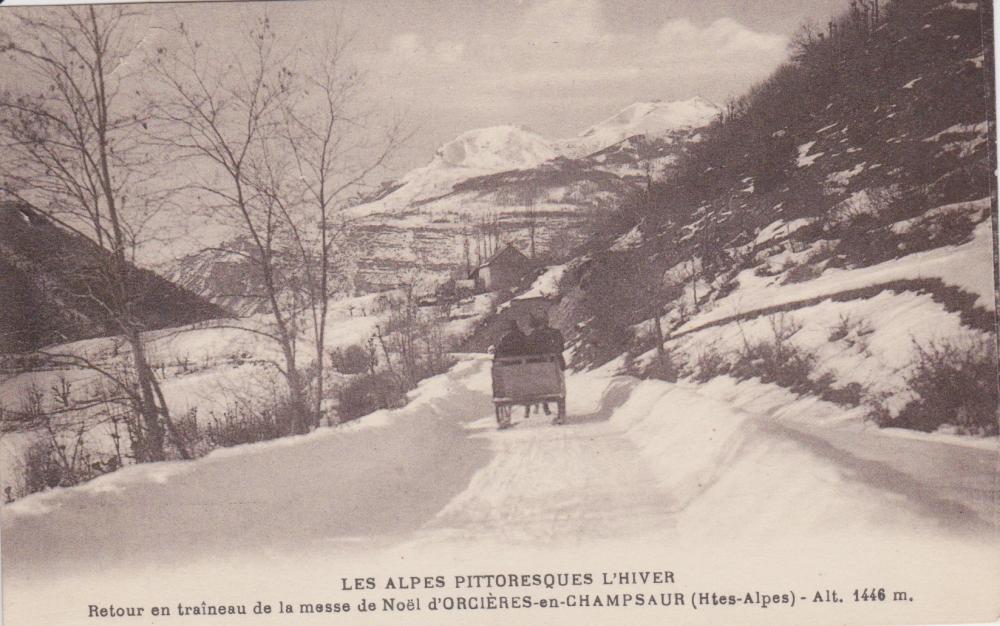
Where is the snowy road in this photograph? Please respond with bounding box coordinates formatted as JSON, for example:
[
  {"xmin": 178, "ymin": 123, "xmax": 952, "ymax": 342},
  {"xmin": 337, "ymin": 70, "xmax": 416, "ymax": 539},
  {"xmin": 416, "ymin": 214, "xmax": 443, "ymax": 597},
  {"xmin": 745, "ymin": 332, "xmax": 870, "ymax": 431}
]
[{"xmin": 2, "ymin": 356, "xmax": 998, "ymax": 625}]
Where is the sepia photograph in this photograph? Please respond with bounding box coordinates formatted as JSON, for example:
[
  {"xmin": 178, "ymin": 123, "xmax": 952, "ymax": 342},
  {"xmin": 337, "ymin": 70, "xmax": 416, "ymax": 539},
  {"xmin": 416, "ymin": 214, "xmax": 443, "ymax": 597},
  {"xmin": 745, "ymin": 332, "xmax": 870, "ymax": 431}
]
[{"xmin": 0, "ymin": 0, "xmax": 997, "ymax": 624}]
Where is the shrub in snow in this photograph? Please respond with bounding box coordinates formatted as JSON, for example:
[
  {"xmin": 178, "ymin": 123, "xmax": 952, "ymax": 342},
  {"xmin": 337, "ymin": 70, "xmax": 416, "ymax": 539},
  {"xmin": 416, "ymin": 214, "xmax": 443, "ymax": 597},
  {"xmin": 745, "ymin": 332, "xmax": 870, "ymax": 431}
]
[
  {"xmin": 329, "ymin": 344, "xmax": 373, "ymax": 375},
  {"xmin": 172, "ymin": 408, "xmax": 212, "ymax": 458},
  {"xmin": 11, "ymin": 435, "xmax": 119, "ymax": 500},
  {"xmin": 337, "ymin": 371, "xmax": 408, "ymax": 421},
  {"xmin": 782, "ymin": 260, "xmax": 825, "ymax": 285},
  {"xmin": 880, "ymin": 336, "xmax": 999, "ymax": 436},
  {"xmin": 820, "ymin": 382, "xmax": 866, "ymax": 407},
  {"xmin": 832, "ymin": 213, "xmax": 888, "ymax": 266},
  {"xmin": 689, "ymin": 315, "xmax": 854, "ymax": 402},
  {"xmin": 893, "ymin": 209, "xmax": 977, "ymax": 255},
  {"xmin": 17, "ymin": 440, "xmax": 65, "ymax": 496},
  {"xmin": 204, "ymin": 405, "xmax": 285, "ymax": 448},
  {"xmin": 827, "ymin": 313, "xmax": 874, "ymax": 352},
  {"xmin": 2, "ymin": 382, "xmax": 125, "ymax": 500},
  {"xmin": 729, "ymin": 338, "xmax": 822, "ymax": 396},
  {"xmin": 622, "ymin": 346, "xmax": 680, "ymax": 383},
  {"xmin": 691, "ymin": 344, "xmax": 730, "ymax": 383}
]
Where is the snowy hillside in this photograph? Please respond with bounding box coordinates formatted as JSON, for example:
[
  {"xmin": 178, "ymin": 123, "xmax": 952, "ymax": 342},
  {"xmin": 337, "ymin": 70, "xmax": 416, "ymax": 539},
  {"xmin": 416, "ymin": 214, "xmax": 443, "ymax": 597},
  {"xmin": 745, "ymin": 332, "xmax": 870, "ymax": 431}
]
[
  {"xmin": 352, "ymin": 125, "xmax": 560, "ymax": 215},
  {"xmin": 549, "ymin": 0, "xmax": 997, "ymax": 440},
  {"xmin": 347, "ymin": 100, "xmax": 716, "ymax": 220},
  {"xmin": 336, "ymin": 101, "xmax": 716, "ymax": 290},
  {"xmin": 560, "ymin": 97, "xmax": 720, "ymax": 158},
  {"xmin": 168, "ymin": 100, "xmax": 717, "ymax": 299},
  {"xmin": 437, "ymin": 125, "xmax": 558, "ymax": 171}
]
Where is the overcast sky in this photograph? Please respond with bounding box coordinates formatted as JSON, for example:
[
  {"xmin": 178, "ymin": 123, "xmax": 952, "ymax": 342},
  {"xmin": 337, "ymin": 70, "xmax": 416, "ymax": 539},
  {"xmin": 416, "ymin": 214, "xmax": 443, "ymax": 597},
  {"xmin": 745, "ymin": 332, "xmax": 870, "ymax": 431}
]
[
  {"xmin": 325, "ymin": 0, "xmax": 850, "ymax": 171},
  {"xmin": 121, "ymin": 0, "xmax": 847, "ymax": 174},
  {"xmin": 5, "ymin": 0, "xmax": 851, "ymax": 174}
]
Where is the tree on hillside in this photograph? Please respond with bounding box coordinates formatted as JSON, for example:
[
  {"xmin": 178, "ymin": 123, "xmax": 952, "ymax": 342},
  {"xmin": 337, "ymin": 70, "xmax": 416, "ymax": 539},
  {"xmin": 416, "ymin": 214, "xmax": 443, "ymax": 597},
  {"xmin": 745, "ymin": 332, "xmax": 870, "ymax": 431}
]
[
  {"xmin": 497, "ymin": 184, "xmax": 540, "ymax": 259},
  {"xmin": 470, "ymin": 210, "xmax": 503, "ymax": 263},
  {"xmin": 0, "ymin": 7, "xmax": 184, "ymax": 462},
  {"xmin": 150, "ymin": 11, "xmax": 403, "ymax": 433}
]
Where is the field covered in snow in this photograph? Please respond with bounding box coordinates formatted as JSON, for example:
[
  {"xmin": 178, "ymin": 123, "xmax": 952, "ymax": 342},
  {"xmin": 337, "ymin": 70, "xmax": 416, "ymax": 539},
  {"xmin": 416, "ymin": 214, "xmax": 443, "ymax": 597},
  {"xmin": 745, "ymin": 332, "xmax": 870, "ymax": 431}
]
[
  {"xmin": 0, "ymin": 290, "xmax": 491, "ymax": 495},
  {"xmin": 2, "ymin": 355, "xmax": 997, "ymax": 625}
]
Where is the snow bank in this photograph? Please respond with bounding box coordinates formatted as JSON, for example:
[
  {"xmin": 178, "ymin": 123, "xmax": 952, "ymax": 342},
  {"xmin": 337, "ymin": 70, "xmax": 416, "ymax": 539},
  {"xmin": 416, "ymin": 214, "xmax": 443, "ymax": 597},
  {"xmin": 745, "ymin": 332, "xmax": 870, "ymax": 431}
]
[
  {"xmin": 679, "ymin": 211, "xmax": 996, "ymax": 337},
  {"xmin": 515, "ymin": 264, "xmax": 567, "ymax": 300},
  {"xmin": 3, "ymin": 356, "xmax": 998, "ymax": 625}
]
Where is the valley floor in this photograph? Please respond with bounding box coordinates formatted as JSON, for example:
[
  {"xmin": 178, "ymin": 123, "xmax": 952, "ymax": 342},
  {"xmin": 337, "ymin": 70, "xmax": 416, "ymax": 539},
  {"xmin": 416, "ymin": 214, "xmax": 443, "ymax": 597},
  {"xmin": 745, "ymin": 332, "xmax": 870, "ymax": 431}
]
[{"xmin": 2, "ymin": 356, "xmax": 998, "ymax": 625}]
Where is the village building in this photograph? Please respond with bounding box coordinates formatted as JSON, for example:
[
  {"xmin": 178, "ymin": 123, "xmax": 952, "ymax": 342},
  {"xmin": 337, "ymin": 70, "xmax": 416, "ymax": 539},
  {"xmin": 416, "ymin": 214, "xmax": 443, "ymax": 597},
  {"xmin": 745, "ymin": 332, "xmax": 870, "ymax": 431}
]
[{"xmin": 469, "ymin": 243, "xmax": 533, "ymax": 292}]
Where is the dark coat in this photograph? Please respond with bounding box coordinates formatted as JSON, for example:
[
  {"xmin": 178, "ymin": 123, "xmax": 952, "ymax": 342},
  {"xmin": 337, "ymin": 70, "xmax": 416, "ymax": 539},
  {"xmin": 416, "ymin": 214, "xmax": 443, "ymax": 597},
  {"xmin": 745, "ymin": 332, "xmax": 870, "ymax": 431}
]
[
  {"xmin": 528, "ymin": 327, "xmax": 565, "ymax": 368},
  {"xmin": 496, "ymin": 327, "xmax": 529, "ymax": 357}
]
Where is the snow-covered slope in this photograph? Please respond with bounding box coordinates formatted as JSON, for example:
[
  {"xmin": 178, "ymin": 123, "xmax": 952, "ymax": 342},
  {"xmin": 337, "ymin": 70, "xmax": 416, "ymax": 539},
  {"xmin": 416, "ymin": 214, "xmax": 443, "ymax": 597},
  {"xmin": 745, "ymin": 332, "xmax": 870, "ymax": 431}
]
[
  {"xmin": 556, "ymin": 0, "xmax": 997, "ymax": 442},
  {"xmin": 166, "ymin": 100, "xmax": 717, "ymax": 300},
  {"xmin": 3, "ymin": 356, "xmax": 997, "ymax": 625},
  {"xmin": 437, "ymin": 125, "xmax": 558, "ymax": 171},
  {"xmin": 560, "ymin": 97, "xmax": 719, "ymax": 158},
  {"xmin": 357, "ymin": 125, "xmax": 560, "ymax": 214},
  {"xmin": 325, "ymin": 101, "xmax": 716, "ymax": 291},
  {"xmin": 364, "ymin": 100, "xmax": 717, "ymax": 213}
]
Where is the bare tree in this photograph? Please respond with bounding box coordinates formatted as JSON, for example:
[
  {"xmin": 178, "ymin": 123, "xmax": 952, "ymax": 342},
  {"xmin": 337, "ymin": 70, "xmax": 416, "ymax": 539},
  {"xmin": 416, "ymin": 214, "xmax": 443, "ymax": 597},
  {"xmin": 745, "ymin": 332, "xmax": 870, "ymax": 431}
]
[
  {"xmin": 0, "ymin": 7, "xmax": 179, "ymax": 462},
  {"xmin": 461, "ymin": 225, "xmax": 472, "ymax": 276},
  {"xmin": 150, "ymin": 11, "xmax": 402, "ymax": 433},
  {"xmin": 497, "ymin": 184, "xmax": 540, "ymax": 259}
]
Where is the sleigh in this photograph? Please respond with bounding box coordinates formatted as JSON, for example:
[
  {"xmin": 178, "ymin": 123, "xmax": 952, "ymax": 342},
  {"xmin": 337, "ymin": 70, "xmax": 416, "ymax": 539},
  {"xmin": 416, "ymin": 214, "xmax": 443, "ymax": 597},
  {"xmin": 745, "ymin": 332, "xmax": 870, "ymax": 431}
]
[{"xmin": 491, "ymin": 353, "xmax": 566, "ymax": 428}]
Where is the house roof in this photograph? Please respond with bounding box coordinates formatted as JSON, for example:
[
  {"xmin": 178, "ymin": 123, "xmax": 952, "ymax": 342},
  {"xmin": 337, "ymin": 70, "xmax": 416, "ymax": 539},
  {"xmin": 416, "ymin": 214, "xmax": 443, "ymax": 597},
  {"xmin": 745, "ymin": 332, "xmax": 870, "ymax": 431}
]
[{"xmin": 477, "ymin": 243, "xmax": 527, "ymax": 268}]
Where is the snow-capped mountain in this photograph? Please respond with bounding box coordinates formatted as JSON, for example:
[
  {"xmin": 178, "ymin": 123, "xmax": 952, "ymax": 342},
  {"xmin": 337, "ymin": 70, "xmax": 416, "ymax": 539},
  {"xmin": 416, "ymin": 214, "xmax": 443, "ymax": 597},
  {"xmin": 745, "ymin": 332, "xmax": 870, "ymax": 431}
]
[
  {"xmin": 559, "ymin": 97, "xmax": 720, "ymax": 158},
  {"xmin": 350, "ymin": 99, "xmax": 719, "ymax": 218},
  {"xmin": 355, "ymin": 125, "xmax": 560, "ymax": 214},
  {"xmin": 169, "ymin": 99, "xmax": 720, "ymax": 299},
  {"xmin": 437, "ymin": 125, "xmax": 558, "ymax": 170}
]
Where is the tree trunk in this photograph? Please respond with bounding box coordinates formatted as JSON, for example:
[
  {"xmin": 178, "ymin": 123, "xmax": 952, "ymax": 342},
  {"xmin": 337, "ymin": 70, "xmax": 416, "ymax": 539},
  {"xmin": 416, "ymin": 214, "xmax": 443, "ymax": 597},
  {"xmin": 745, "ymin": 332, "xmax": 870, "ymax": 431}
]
[
  {"xmin": 278, "ymin": 340, "xmax": 311, "ymax": 435},
  {"xmin": 127, "ymin": 330, "xmax": 165, "ymax": 462},
  {"xmin": 653, "ymin": 313, "xmax": 667, "ymax": 368}
]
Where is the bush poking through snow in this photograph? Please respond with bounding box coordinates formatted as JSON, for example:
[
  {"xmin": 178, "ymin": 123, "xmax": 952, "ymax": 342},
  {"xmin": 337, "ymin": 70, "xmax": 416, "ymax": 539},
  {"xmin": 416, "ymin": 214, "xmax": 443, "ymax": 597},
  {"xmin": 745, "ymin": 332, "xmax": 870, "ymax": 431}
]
[
  {"xmin": 782, "ymin": 261, "xmax": 824, "ymax": 284},
  {"xmin": 203, "ymin": 404, "xmax": 286, "ymax": 448},
  {"xmin": 4, "ymin": 382, "xmax": 124, "ymax": 499},
  {"xmin": 646, "ymin": 351, "xmax": 681, "ymax": 383},
  {"xmin": 623, "ymin": 347, "xmax": 681, "ymax": 383},
  {"xmin": 828, "ymin": 313, "xmax": 855, "ymax": 342},
  {"xmin": 730, "ymin": 315, "xmax": 820, "ymax": 395},
  {"xmin": 337, "ymin": 371, "xmax": 409, "ymax": 421},
  {"xmin": 828, "ymin": 313, "xmax": 874, "ymax": 351},
  {"xmin": 691, "ymin": 343, "xmax": 730, "ymax": 382},
  {"xmin": 18, "ymin": 440, "xmax": 67, "ymax": 496},
  {"xmin": 329, "ymin": 344, "xmax": 373, "ymax": 375},
  {"xmin": 689, "ymin": 315, "xmax": 857, "ymax": 403},
  {"xmin": 875, "ymin": 336, "xmax": 999, "ymax": 436}
]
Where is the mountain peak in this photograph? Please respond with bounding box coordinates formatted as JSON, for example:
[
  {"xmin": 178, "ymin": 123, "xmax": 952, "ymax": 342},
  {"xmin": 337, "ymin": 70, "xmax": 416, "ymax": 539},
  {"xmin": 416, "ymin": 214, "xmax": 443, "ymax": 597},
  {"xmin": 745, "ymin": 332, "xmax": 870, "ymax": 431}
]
[
  {"xmin": 579, "ymin": 97, "xmax": 720, "ymax": 140},
  {"xmin": 561, "ymin": 97, "xmax": 720, "ymax": 158},
  {"xmin": 432, "ymin": 124, "xmax": 557, "ymax": 171}
]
